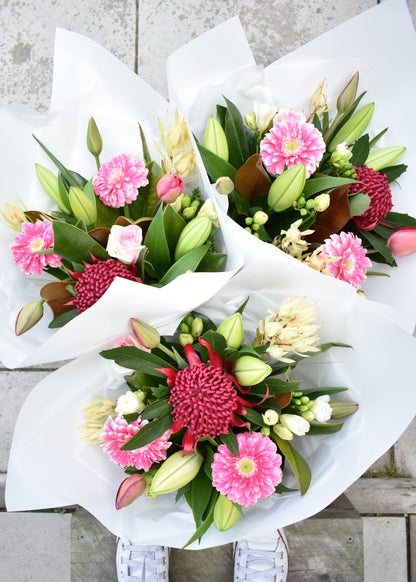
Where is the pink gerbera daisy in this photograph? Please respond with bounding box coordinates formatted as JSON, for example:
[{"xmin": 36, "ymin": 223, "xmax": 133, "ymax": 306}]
[
  {"xmin": 260, "ymin": 119, "xmax": 325, "ymax": 178},
  {"xmin": 93, "ymin": 153, "xmax": 149, "ymax": 208},
  {"xmin": 101, "ymin": 414, "xmax": 172, "ymax": 471},
  {"xmin": 211, "ymin": 432, "xmax": 283, "ymax": 506},
  {"xmin": 319, "ymin": 232, "xmax": 371, "ymax": 289},
  {"xmin": 11, "ymin": 219, "xmax": 62, "ymax": 275}
]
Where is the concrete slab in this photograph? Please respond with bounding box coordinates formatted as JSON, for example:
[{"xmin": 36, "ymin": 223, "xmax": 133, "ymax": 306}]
[
  {"xmin": 363, "ymin": 516, "xmax": 408, "ymax": 582},
  {"xmin": 0, "ymin": 511, "xmax": 71, "ymax": 582},
  {"xmin": 345, "ymin": 477, "xmax": 416, "ymax": 514},
  {"xmin": 410, "ymin": 515, "xmax": 416, "ymax": 582}
]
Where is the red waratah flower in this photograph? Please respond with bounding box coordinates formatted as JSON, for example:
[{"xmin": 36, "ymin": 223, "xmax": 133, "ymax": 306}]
[
  {"xmin": 350, "ymin": 165, "xmax": 393, "ymax": 230},
  {"xmin": 69, "ymin": 257, "xmax": 142, "ymax": 313},
  {"xmin": 158, "ymin": 339, "xmax": 268, "ymax": 455}
]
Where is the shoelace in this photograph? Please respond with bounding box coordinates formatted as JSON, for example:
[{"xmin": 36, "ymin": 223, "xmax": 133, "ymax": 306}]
[
  {"xmin": 119, "ymin": 542, "xmax": 168, "ymax": 582},
  {"xmin": 235, "ymin": 546, "xmax": 286, "ymax": 582}
]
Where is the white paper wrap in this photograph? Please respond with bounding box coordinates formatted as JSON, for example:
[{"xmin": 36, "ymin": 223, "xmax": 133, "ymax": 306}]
[
  {"xmin": 0, "ymin": 29, "xmax": 243, "ymax": 368},
  {"xmin": 6, "ymin": 259, "xmax": 416, "ymax": 548},
  {"xmin": 167, "ymin": 0, "xmax": 416, "ymax": 334}
]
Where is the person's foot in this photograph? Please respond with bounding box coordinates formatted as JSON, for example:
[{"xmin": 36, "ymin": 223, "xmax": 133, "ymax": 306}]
[
  {"xmin": 234, "ymin": 529, "xmax": 288, "ymax": 582},
  {"xmin": 116, "ymin": 538, "xmax": 169, "ymax": 582}
]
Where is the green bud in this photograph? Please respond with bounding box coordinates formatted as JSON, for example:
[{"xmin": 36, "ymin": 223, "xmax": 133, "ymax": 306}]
[
  {"xmin": 298, "ymin": 405, "xmax": 309, "ymax": 412},
  {"xmin": 305, "ymin": 199, "xmax": 315, "ymax": 210},
  {"xmin": 267, "ymin": 164, "xmax": 306, "ymax": 212},
  {"xmin": 213, "ymin": 495, "xmax": 241, "ymax": 532},
  {"xmin": 179, "ymin": 322, "xmax": 190, "ymax": 334},
  {"xmin": 329, "ymin": 102, "xmax": 375, "ymax": 152},
  {"xmin": 174, "ymin": 215, "xmax": 212, "ymax": 260},
  {"xmin": 330, "ymin": 401, "xmax": 359, "ymax": 419},
  {"xmin": 86, "ymin": 116, "xmax": 103, "ymax": 157},
  {"xmin": 191, "ymin": 199, "xmax": 200, "ymax": 209},
  {"xmin": 245, "ymin": 217, "xmax": 253, "ymax": 226},
  {"xmin": 216, "ymin": 313, "xmax": 244, "ymax": 350},
  {"xmin": 15, "ymin": 300, "xmax": 44, "ymax": 336},
  {"xmin": 181, "ymin": 194, "xmax": 192, "ymax": 208},
  {"xmin": 179, "ymin": 333, "xmax": 194, "ymax": 347},
  {"xmin": 149, "ymin": 451, "xmax": 203, "ymax": 496},
  {"xmin": 300, "ymin": 208, "xmax": 308, "ymax": 216},
  {"xmin": 261, "ymin": 426, "xmax": 271, "ymax": 436},
  {"xmin": 182, "ymin": 206, "xmax": 198, "ymax": 221},
  {"xmin": 191, "ymin": 317, "xmax": 203, "ymax": 338},
  {"xmin": 301, "ymin": 410, "xmax": 315, "ymax": 422},
  {"xmin": 273, "ymin": 424, "xmax": 293, "ymax": 440},
  {"xmin": 337, "ymin": 71, "xmax": 359, "ymax": 113},
  {"xmin": 293, "ymin": 398, "xmax": 301, "ymax": 406},
  {"xmin": 130, "ymin": 318, "xmax": 160, "ymax": 349},
  {"xmin": 314, "ymin": 193, "xmax": 330, "ymax": 213},
  {"xmin": 365, "ymin": 146, "xmax": 406, "ymax": 171},
  {"xmin": 245, "ymin": 111, "xmax": 257, "ymax": 132},
  {"xmin": 300, "ymin": 396, "xmax": 310, "ymax": 404},
  {"xmin": 204, "ymin": 116, "xmax": 229, "ymax": 161},
  {"xmin": 233, "ymin": 356, "xmax": 272, "ymax": 386},
  {"xmin": 35, "ymin": 164, "xmax": 72, "ymax": 214},
  {"xmin": 252, "ymin": 211, "xmax": 269, "ymax": 226},
  {"xmin": 69, "ymin": 187, "xmax": 97, "ymax": 226}
]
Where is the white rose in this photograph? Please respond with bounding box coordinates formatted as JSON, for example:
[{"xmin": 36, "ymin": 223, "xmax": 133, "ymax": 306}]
[
  {"xmin": 115, "ymin": 391, "xmax": 145, "ymax": 415},
  {"xmin": 309, "ymin": 395, "xmax": 332, "ymax": 422},
  {"xmin": 106, "ymin": 224, "xmax": 145, "ymax": 264},
  {"xmin": 280, "ymin": 413, "xmax": 310, "ymax": 436}
]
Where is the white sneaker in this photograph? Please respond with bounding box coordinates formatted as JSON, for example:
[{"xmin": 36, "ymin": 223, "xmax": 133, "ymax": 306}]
[
  {"xmin": 116, "ymin": 538, "xmax": 169, "ymax": 582},
  {"xmin": 234, "ymin": 529, "xmax": 288, "ymax": 582}
]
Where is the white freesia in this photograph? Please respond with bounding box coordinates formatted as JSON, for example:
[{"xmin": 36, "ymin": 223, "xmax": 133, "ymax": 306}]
[
  {"xmin": 106, "ymin": 224, "xmax": 145, "ymax": 264},
  {"xmin": 115, "ymin": 391, "xmax": 145, "ymax": 415},
  {"xmin": 309, "ymin": 395, "xmax": 332, "ymax": 422},
  {"xmin": 279, "ymin": 414, "xmax": 310, "ymax": 436},
  {"xmin": 198, "ymin": 199, "xmax": 219, "ymax": 227}
]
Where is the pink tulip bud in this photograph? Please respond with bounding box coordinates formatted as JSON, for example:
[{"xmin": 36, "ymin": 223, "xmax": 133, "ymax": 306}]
[
  {"xmin": 115, "ymin": 474, "xmax": 147, "ymax": 510},
  {"xmin": 156, "ymin": 174, "xmax": 184, "ymax": 204},
  {"xmin": 387, "ymin": 227, "xmax": 416, "ymax": 257}
]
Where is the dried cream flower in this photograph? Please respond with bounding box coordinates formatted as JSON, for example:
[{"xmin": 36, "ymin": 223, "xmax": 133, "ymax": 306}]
[{"xmin": 79, "ymin": 396, "xmax": 116, "ymax": 444}]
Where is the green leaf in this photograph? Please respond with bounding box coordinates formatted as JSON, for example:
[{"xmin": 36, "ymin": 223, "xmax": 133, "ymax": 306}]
[
  {"xmin": 139, "ymin": 123, "xmax": 151, "ymax": 164},
  {"xmin": 359, "ymin": 228, "xmax": 396, "ymax": 266},
  {"xmin": 312, "ymin": 113, "xmax": 322, "ymax": 132},
  {"xmin": 275, "ymin": 483, "xmax": 297, "ymax": 494},
  {"xmin": 369, "ymin": 127, "xmax": 389, "ymax": 149},
  {"xmin": 203, "ymin": 447, "xmax": 215, "ymax": 480},
  {"xmin": 127, "ymin": 370, "xmax": 164, "ymax": 390},
  {"xmin": 190, "ymin": 468, "xmax": 214, "ymax": 527},
  {"xmin": 236, "ymin": 296, "xmax": 250, "ymax": 314},
  {"xmin": 308, "ymin": 422, "xmax": 344, "ymax": 435},
  {"xmin": 348, "ymin": 192, "xmax": 370, "ymax": 217},
  {"xmin": 257, "ymin": 377, "xmax": 302, "ymax": 396},
  {"xmin": 350, "ymin": 134, "xmax": 370, "ymax": 167},
  {"xmin": 143, "ymin": 205, "xmax": 171, "ymax": 278},
  {"xmin": 384, "ymin": 211, "xmax": 416, "ymax": 229},
  {"xmin": 273, "ymin": 436, "xmax": 311, "ymax": 495},
  {"xmin": 200, "ymin": 330, "xmax": 228, "ymax": 361},
  {"xmin": 196, "ymin": 142, "xmax": 237, "ymax": 182},
  {"xmin": 151, "ymin": 385, "xmax": 171, "ymax": 399},
  {"xmin": 197, "ymin": 251, "xmax": 227, "ymax": 273},
  {"xmin": 48, "ymin": 308, "xmax": 78, "ymax": 328},
  {"xmin": 243, "ymin": 408, "xmax": 266, "ymax": 427},
  {"xmin": 159, "ymin": 244, "xmax": 210, "ymax": 286},
  {"xmin": 383, "ymin": 164, "xmax": 408, "ymax": 183},
  {"xmin": 33, "ymin": 135, "xmax": 87, "ymax": 187},
  {"xmin": 182, "ymin": 491, "xmax": 218, "ymax": 548},
  {"xmin": 100, "ymin": 345, "xmax": 174, "ymax": 376},
  {"xmin": 121, "ymin": 410, "xmax": 173, "ymax": 450},
  {"xmin": 233, "ymin": 190, "xmax": 251, "ymax": 215},
  {"xmin": 303, "ymin": 176, "xmax": 358, "ymax": 198},
  {"xmin": 219, "ymin": 432, "xmax": 239, "ymax": 457},
  {"xmin": 216, "ymin": 105, "xmax": 227, "ymax": 128},
  {"xmin": 300, "ymin": 387, "xmax": 348, "ymax": 399},
  {"xmin": 52, "ymin": 221, "xmax": 109, "ymax": 263},
  {"xmin": 129, "ymin": 161, "xmax": 163, "ymax": 219},
  {"xmin": 163, "ymin": 204, "xmax": 186, "ymax": 255},
  {"xmin": 140, "ymin": 398, "xmax": 172, "ymax": 420},
  {"xmin": 318, "ymin": 342, "xmax": 352, "ymax": 352},
  {"xmin": 224, "ymin": 97, "xmax": 252, "ymax": 169}
]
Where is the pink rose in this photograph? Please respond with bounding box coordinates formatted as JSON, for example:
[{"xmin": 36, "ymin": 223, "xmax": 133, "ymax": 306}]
[
  {"xmin": 156, "ymin": 174, "xmax": 184, "ymax": 204},
  {"xmin": 106, "ymin": 224, "xmax": 145, "ymax": 264}
]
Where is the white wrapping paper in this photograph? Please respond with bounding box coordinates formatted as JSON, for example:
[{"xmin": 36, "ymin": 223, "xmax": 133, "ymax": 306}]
[
  {"xmin": 6, "ymin": 259, "xmax": 416, "ymax": 548},
  {"xmin": 167, "ymin": 0, "xmax": 416, "ymax": 334},
  {"xmin": 0, "ymin": 29, "xmax": 243, "ymax": 368}
]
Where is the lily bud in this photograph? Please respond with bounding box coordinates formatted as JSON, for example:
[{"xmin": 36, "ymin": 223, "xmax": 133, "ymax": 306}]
[
  {"xmin": 329, "ymin": 102, "xmax": 375, "ymax": 152},
  {"xmin": 204, "ymin": 116, "xmax": 229, "ymax": 161},
  {"xmin": 15, "ymin": 299, "xmax": 44, "ymax": 336},
  {"xmin": 388, "ymin": 228, "xmax": 416, "ymax": 257},
  {"xmin": 35, "ymin": 164, "xmax": 72, "ymax": 214},
  {"xmin": 252, "ymin": 211, "xmax": 269, "ymax": 226},
  {"xmin": 213, "ymin": 495, "xmax": 241, "ymax": 531},
  {"xmin": 216, "ymin": 313, "xmax": 244, "ymax": 349},
  {"xmin": 273, "ymin": 425, "xmax": 293, "ymax": 440},
  {"xmin": 115, "ymin": 474, "xmax": 147, "ymax": 510},
  {"xmin": 279, "ymin": 413, "xmax": 310, "ymax": 436},
  {"xmin": 313, "ymin": 193, "xmax": 330, "ymax": 213},
  {"xmin": 191, "ymin": 318, "xmax": 203, "ymax": 338},
  {"xmin": 130, "ymin": 318, "xmax": 160, "ymax": 349},
  {"xmin": 337, "ymin": 72, "xmax": 359, "ymax": 113},
  {"xmin": 215, "ymin": 176, "xmax": 234, "ymax": 195},
  {"xmin": 174, "ymin": 215, "xmax": 212, "ymax": 260},
  {"xmin": 365, "ymin": 146, "xmax": 406, "ymax": 171},
  {"xmin": 267, "ymin": 164, "xmax": 306, "ymax": 212},
  {"xmin": 233, "ymin": 356, "xmax": 272, "ymax": 386},
  {"xmin": 69, "ymin": 187, "xmax": 97, "ymax": 226},
  {"xmin": 330, "ymin": 401, "xmax": 359, "ymax": 419},
  {"xmin": 149, "ymin": 450, "xmax": 203, "ymax": 496},
  {"xmin": 87, "ymin": 116, "xmax": 103, "ymax": 157}
]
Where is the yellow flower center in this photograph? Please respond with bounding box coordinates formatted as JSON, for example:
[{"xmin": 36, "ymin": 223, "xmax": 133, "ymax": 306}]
[
  {"xmin": 285, "ymin": 140, "xmax": 299, "ymax": 153},
  {"xmin": 31, "ymin": 239, "xmax": 43, "ymax": 251},
  {"xmin": 237, "ymin": 457, "xmax": 256, "ymax": 475}
]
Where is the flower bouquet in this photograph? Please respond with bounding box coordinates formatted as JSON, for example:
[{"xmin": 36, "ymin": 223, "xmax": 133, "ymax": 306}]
[
  {"xmin": 0, "ymin": 29, "xmax": 242, "ymax": 368},
  {"xmin": 167, "ymin": 0, "xmax": 416, "ymax": 332},
  {"xmin": 7, "ymin": 260, "xmax": 416, "ymax": 548}
]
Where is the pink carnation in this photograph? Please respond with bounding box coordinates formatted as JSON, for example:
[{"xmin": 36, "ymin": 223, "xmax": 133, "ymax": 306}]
[
  {"xmin": 319, "ymin": 232, "xmax": 372, "ymax": 289},
  {"xmin": 11, "ymin": 220, "xmax": 62, "ymax": 275},
  {"xmin": 260, "ymin": 119, "xmax": 325, "ymax": 178},
  {"xmin": 101, "ymin": 414, "xmax": 171, "ymax": 471},
  {"xmin": 93, "ymin": 154, "xmax": 149, "ymax": 208},
  {"xmin": 211, "ymin": 432, "xmax": 283, "ymax": 507}
]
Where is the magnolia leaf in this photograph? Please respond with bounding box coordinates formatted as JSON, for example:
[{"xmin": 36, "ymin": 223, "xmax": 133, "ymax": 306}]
[
  {"xmin": 95, "ymin": 196, "xmax": 122, "ymax": 228},
  {"xmin": 53, "ymin": 221, "xmax": 109, "ymax": 263},
  {"xmin": 306, "ymin": 185, "xmax": 351, "ymax": 244},
  {"xmin": 40, "ymin": 281, "xmax": 75, "ymax": 318},
  {"xmin": 121, "ymin": 410, "xmax": 173, "ymax": 451},
  {"xmin": 235, "ymin": 154, "xmax": 272, "ymax": 201},
  {"xmin": 273, "ymin": 392, "xmax": 292, "ymax": 409},
  {"xmin": 88, "ymin": 227, "xmax": 110, "ymax": 247},
  {"xmin": 274, "ymin": 436, "xmax": 311, "ymax": 496}
]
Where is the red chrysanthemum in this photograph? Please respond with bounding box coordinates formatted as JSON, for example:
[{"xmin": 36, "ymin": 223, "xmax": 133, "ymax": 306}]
[
  {"xmin": 350, "ymin": 165, "xmax": 392, "ymax": 230},
  {"xmin": 72, "ymin": 258, "xmax": 141, "ymax": 312},
  {"xmin": 159, "ymin": 339, "xmax": 267, "ymax": 455}
]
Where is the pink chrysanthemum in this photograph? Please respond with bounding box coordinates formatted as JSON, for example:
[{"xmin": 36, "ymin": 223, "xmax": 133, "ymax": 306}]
[
  {"xmin": 319, "ymin": 232, "xmax": 371, "ymax": 289},
  {"xmin": 101, "ymin": 414, "xmax": 172, "ymax": 471},
  {"xmin": 93, "ymin": 153, "xmax": 149, "ymax": 208},
  {"xmin": 211, "ymin": 432, "xmax": 283, "ymax": 507},
  {"xmin": 11, "ymin": 220, "xmax": 62, "ymax": 275},
  {"xmin": 349, "ymin": 165, "xmax": 392, "ymax": 231},
  {"xmin": 260, "ymin": 119, "xmax": 325, "ymax": 178}
]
